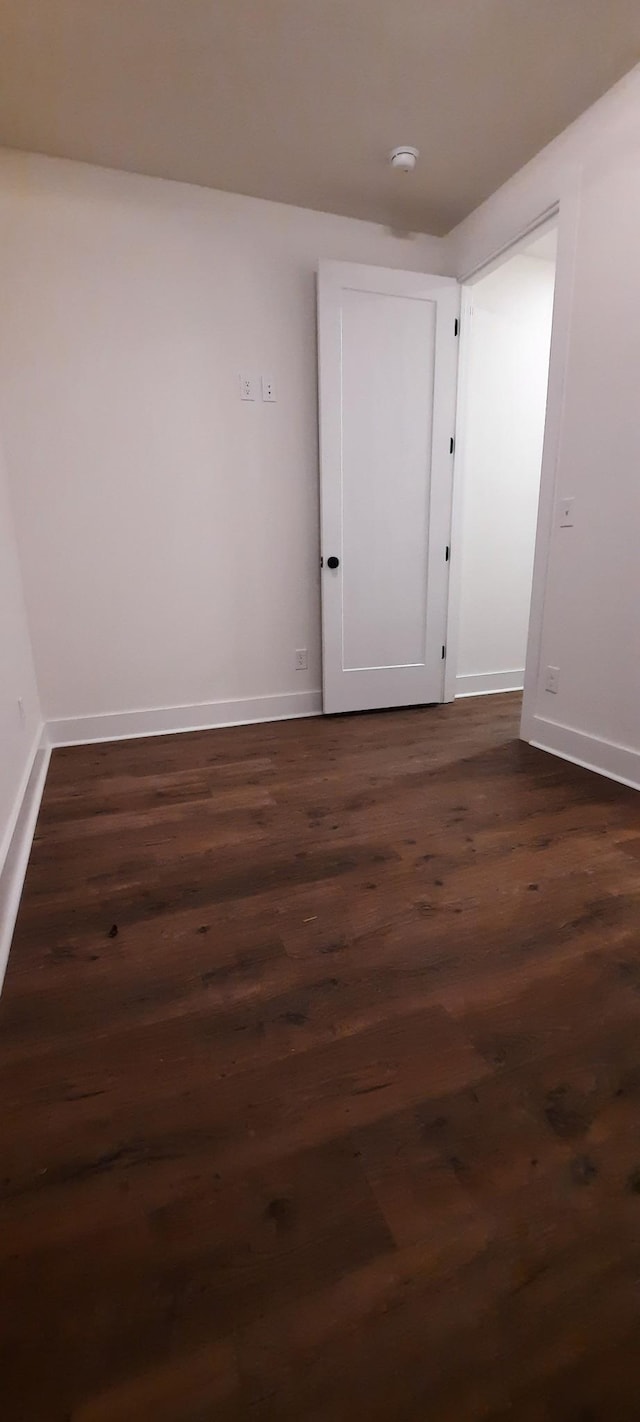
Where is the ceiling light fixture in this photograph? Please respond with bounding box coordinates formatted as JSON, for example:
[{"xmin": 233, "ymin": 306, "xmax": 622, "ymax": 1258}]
[{"xmin": 389, "ymin": 145, "xmax": 419, "ymax": 173}]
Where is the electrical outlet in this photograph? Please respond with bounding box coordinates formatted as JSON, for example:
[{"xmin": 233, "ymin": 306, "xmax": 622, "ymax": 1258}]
[
  {"xmin": 239, "ymin": 374, "xmax": 257, "ymax": 401},
  {"xmin": 545, "ymin": 666, "xmax": 560, "ymax": 694},
  {"xmin": 262, "ymin": 376, "xmax": 277, "ymax": 403},
  {"xmin": 295, "ymin": 648, "xmax": 308, "ymax": 671}
]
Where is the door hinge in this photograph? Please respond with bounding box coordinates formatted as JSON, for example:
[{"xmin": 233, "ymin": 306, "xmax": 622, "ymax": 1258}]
[
  {"xmin": 445, "ymin": 545, "xmax": 450, "ymax": 562},
  {"xmin": 454, "ymin": 317, "xmax": 459, "ymax": 336},
  {"xmin": 441, "ymin": 644, "xmax": 446, "ymax": 660},
  {"xmin": 449, "ymin": 436, "xmax": 455, "ymax": 454}
]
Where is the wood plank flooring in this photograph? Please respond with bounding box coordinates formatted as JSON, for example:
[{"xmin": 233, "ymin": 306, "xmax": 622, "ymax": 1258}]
[{"xmin": 2, "ymin": 693, "xmax": 640, "ymax": 1419}]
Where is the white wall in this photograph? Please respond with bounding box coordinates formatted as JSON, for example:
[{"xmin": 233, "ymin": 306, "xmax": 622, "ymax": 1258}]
[
  {"xmin": 3, "ymin": 61, "xmax": 640, "ymax": 793},
  {"xmin": 449, "ymin": 64, "xmax": 640, "ymax": 787},
  {"xmin": 456, "ymin": 254, "xmax": 555, "ymax": 696},
  {"xmin": 0, "ymin": 434, "xmax": 42, "ymax": 872},
  {"xmin": 0, "ymin": 150, "xmax": 449, "ymax": 740},
  {"xmin": 529, "ymin": 142, "xmax": 640, "ymax": 780}
]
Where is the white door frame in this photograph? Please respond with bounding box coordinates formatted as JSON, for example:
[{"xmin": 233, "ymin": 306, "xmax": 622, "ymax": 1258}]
[{"xmin": 442, "ymin": 198, "xmax": 578, "ymax": 723}]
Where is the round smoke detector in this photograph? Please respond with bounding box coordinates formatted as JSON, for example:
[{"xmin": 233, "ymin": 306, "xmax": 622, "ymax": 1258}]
[{"xmin": 389, "ymin": 145, "xmax": 419, "ymax": 173}]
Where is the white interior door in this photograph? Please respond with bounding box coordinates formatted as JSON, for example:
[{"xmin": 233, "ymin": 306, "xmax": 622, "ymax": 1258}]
[{"xmin": 318, "ymin": 260, "xmax": 460, "ymax": 714}]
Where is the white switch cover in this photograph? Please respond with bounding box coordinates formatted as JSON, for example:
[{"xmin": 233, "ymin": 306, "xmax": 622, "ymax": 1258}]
[
  {"xmin": 295, "ymin": 648, "xmax": 308, "ymax": 671},
  {"xmin": 558, "ymin": 497, "xmax": 575, "ymax": 527},
  {"xmin": 545, "ymin": 666, "xmax": 560, "ymax": 694},
  {"xmin": 239, "ymin": 374, "xmax": 258, "ymax": 401},
  {"xmin": 262, "ymin": 376, "xmax": 277, "ymax": 403}
]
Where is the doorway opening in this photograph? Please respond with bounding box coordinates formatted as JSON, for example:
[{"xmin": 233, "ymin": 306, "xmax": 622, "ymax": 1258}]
[
  {"xmin": 317, "ymin": 226, "xmax": 558, "ymax": 718},
  {"xmin": 451, "ymin": 221, "xmax": 558, "ymax": 700}
]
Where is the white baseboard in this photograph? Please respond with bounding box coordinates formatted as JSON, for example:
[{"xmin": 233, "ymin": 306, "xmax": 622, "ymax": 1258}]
[
  {"xmin": 455, "ymin": 669, "xmax": 524, "ymax": 698},
  {"xmin": 0, "ymin": 726, "xmax": 45, "ymax": 874},
  {"xmin": 47, "ymin": 689, "xmax": 323, "ymax": 747},
  {"xmin": 0, "ymin": 733, "xmax": 51, "ymax": 991},
  {"xmin": 528, "ymin": 715, "xmax": 640, "ymax": 792}
]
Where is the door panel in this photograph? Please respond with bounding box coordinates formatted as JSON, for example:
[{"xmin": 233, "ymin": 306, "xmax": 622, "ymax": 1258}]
[
  {"xmin": 318, "ymin": 261, "xmax": 459, "ymax": 714},
  {"xmin": 341, "ymin": 287, "xmax": 435, "ymax": 671}
]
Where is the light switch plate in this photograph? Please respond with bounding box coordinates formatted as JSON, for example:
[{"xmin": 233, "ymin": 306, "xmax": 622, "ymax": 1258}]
[{"xmin": 559, "ymin": 497, "xmax": 575, "ymax": 527}]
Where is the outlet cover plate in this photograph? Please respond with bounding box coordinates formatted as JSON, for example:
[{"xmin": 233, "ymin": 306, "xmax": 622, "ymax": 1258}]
[{"xmin": 239, "ymin": 374, "xmax": 257, "ymax": 401}]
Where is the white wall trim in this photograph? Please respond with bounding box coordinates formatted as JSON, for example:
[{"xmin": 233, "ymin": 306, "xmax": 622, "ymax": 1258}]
[
  {"xmin": 529, "ymin": 715, "xmax": 640, "ymax": 792},
  {"xmin": 459, "ymin": 210, "xmax": 559, "ymax": 286},
  {"xmin": 0, "ymin": 734, "xmax": 51, "ymax": 991},
  {"xmin": 443, "ymin": 285, "xmax": 473, "ymax": 702},
  {"xmin": 455, "ymin": 670, "xmax": 524, "ymax": 698},
  {"xmin": 0, "ymin": 726, "xmax": 45, "ymax": 875},
  {"xmin": 47, "ymin": 689, "xmax": 323, "ymax": 747},
  {"xmin": 446, "ymin": 213, "xmax": 558, "ymax": 706}
]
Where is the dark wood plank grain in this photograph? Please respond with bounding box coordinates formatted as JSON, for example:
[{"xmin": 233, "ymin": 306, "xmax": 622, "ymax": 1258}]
[{"xmin": 2, "ymin": 693, "xmax": 640, "ymax": 1419}]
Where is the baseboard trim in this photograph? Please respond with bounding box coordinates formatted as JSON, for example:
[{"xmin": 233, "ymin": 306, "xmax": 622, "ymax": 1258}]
[
  {"xmin": 455, "ymin": 669, "xmax": 525, "ymax": 698},
  {"xmin": 47, "ymin": 689, "xmax": 323, "ymax": 747},
  {"xmin": 0, "ymin": 735, "xmax": 51, "ymax": 991},
  {"xmin": 529, "ymin": 715, "xmax": 640, "ymax": 792},
  {"xmin": 0, "ymin": 727, "xmax": 44, "ymax": 874}
]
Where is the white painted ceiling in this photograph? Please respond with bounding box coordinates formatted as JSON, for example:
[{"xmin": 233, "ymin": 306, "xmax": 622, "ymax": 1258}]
[{"xmin": 0, "ymin": 1, "xmax": 639, "ymax": 234}]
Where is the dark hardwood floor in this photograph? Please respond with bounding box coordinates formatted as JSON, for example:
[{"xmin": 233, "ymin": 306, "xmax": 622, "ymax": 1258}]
[{"xmin": 2, "ymin": 693, "xmax": 640, "ymax": 1419}]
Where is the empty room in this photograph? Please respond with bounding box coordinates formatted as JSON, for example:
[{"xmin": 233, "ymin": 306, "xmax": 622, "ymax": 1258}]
[{"xmin": 2, "ymin": 2, "xmax": 640, "ymax": 1417}]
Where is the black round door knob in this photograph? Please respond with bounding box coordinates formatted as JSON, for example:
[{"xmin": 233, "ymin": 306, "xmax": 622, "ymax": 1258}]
[{"xmin": 327, "ymin": 556, "xmax": 340, "ymax": 569}]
